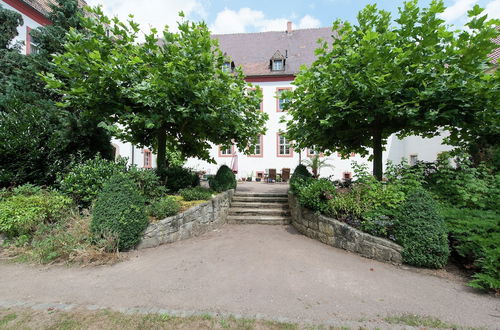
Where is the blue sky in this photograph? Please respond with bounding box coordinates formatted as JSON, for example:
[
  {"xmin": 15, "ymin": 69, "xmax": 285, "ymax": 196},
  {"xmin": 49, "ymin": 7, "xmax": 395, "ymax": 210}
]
[{"xmin": 86, "ymin": 0, "xmax": 500, "ymax": 35}]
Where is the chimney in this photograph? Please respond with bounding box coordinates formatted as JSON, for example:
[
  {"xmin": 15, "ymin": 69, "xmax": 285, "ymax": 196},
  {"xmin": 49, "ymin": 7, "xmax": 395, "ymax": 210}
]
[{"xmin": 287, "ymin": 21, "xmax": 292, "ymax": 34}]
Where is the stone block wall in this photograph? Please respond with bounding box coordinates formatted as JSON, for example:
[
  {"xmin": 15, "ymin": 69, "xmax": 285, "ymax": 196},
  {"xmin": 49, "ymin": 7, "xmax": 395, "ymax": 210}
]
[
  {"xmin": 288, "ymin": 192, "xmax": 403, "ymax": 264},
  {"xmin": 137, "ymin": 189, "xmax": 234, "ymax": 249}
]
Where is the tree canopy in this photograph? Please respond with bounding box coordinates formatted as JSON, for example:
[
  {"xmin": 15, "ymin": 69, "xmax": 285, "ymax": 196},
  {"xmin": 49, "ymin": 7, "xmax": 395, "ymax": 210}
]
[
  {"xmin": 44, "ymin": 8, "xmax": 268, "ymax": 174},
  {"xmin": 0, "ymin": 0, "xmax": 113, "ymax": 187},
  {"xmin": 282, "ymin": 0, "xmax": 499, "ymax": 180}
]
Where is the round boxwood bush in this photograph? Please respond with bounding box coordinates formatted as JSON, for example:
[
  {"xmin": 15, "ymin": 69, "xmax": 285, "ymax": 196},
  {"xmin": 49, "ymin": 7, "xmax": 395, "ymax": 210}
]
[
  {"xmin": 209, "ymin": 165, "xmax": 236, "ymax": 192},
  {"xmin": 91, "ymin": 174, "xmax": 148, "ymax": 251},
  {"xmin": 290, "ymin": 164, "xmax": 313, "ymax": 192},
  {"xmin": 147, "ymin": 196, "xmax": 181, "ymax": 219},
  {"xmin": 179, "ymin": 187, "xmax": 213, "ymax": 201},
  {"xmin": 393, "ymin": 189, "xmax": 450, "ymax": 268},
  {"xmin": 162, "ymin": 166, "xmax": 200, "ymax": 192}
]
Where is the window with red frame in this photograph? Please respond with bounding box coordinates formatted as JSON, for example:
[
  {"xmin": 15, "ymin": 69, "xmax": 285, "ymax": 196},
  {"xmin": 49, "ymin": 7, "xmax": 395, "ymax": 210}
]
[
  {"xmin": 219, "ymin": 145, "xmax": 233, "ymax": 156},
  {"xmin": 276, "ymin": 88, "xmax": 291, "ymax": 112},
  {"xmin": 278, "ymin": 134, "xmax": 292, "ymax": 156},
  {"xmin": 143, "ymin": 149, "xmax": 152, "ymax": 168},
  {"xmin": 249, "ymin": 135, "xmax": 263, "ymax": 156},
  {"xmin": 343, "ymin": 172, "xmax": 352, "ymax": 180}
]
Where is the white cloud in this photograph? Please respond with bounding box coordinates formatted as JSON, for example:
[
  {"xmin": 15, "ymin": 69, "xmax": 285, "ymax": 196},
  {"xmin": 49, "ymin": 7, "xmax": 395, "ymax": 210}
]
[
  {"xmin": 210, "ymin": 7, "xmax": 321, "ymax": 34},
  {"xmin": 440, "ymin": 0, "xmax": 478, "ymax": 23},
  {"xmin": 484, "ymin": 0, "xmax": 500, "ymax": 19},
  {"xmin": 85, "ymin": 0, "xmax": 207, "ymax": 35}
]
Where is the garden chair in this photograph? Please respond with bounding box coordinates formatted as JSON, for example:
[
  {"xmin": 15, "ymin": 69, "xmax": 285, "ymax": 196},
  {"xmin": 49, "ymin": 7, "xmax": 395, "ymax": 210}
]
[
  {"xmin": 281, "ymin": 168, "xmax": 290, "ymax": 182},
  {"xmin": 268, "ymin": 168, "xmax": 277, "ymax": 183}
]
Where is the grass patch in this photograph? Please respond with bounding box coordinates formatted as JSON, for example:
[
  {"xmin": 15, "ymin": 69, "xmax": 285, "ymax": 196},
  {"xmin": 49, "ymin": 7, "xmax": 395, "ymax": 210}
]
[{"xmin": 384, "ymin": 313, "xmax": 458, "ymax": 328}]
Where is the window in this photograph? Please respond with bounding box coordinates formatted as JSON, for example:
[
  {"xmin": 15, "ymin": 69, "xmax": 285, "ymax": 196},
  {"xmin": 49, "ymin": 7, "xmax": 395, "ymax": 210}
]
[
  {"xmin": 247, "ymin": 88, "xmax": 263, "ymax": 111},
  {"xmin": 219, "ymin": 145, "xmax": 234, "ymax": 157},
  {"xmin": 277, "ymin": 134, "xmax": 292, "ymax": 157},
  {"xmin": 249, "ymin": 135, "xmax": 263, "ymax": 157},
  {"xmin": 343, "ymin": 172, "xmax": 353, "ymax": 180},
  {"xmin": 143, "ymin": 149, "xmax": 152, "ymax": 168},
  {"xmin": 26, "ymin": 27, "xmax": 39, "ymax": 55},
  {"xmin": 410, "ymin": 154, "xmax": 418, "ymax": 166},
  {"xmin": 272, "ymin": 59, "xmax": 284, "ymax": 71},
  {"xmin": 276, "ymin": 88, "xmax": 291, "ymax": 112},
  {"xmin": 308, "ymin": 147, "xmax": 322, "ymax": 157}
]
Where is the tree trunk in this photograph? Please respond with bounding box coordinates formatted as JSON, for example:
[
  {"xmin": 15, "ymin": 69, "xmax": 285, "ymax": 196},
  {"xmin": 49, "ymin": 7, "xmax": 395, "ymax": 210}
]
[
  {"xmin": 156, "ymin": 127, "xmax": 167, "ymax": 179},
  {"xmin": 372, "ymin": 130, "xmax": 383, "ymax": 181}
]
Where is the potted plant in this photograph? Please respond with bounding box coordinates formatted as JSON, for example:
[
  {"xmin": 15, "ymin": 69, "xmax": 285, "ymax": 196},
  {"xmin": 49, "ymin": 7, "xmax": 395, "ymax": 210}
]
[{"xmin": 247, "ymin": 171, "xmax": 253, "ymax": 182}]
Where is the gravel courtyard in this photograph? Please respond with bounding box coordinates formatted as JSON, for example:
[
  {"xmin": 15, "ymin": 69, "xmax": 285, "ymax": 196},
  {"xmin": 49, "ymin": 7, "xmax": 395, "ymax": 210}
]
[{"xmin": 1, "ymin": 224, "xmax": 498, "ymax": 328}]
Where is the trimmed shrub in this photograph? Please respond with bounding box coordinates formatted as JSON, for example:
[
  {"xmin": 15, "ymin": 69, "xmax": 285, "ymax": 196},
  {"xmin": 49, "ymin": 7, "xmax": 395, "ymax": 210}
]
[
  {"xmin": 209, "ymin": 165, "xmax": 237, "ymax": 192},
  {"xmin": 163, "ymin": 166, "xmax": 200, "ymax": 192},
  {"xmin": 91, "ymin": 174, "xmax": 148, "ymax": 251},
  {"xmin": 441, "ymin": 207, "xmax": 499, "ymax": 291},
  {"xmin": 0, "ymin": 188, "xmax": 72, "ymax": 238},
  {"xmin": 296, "ymin": 178, "xmax": 336, "ymax": 213},
  {"xmin": 290, "ymin": 164, "xmax": 312, "ymax": 192},
  {"xmin": 58, "ymin": 155, "xmax": 127, "ymax": 208},
  {"xmin": 147, "ymin": 196, "xmax": 181, "ymax": 219},
  {"xmin": 393, "ymin": 189, "xmax": 449, "ymax": 268},
  {"xmin": 179, "ymin": 187, "xmax": 213, "ymax": 201}
]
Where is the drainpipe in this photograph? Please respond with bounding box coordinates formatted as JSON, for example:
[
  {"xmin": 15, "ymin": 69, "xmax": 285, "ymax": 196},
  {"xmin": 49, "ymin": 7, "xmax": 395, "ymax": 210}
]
[{"xmin": 131, "ymin": 144, "xmax": 135, "ymax": 166}]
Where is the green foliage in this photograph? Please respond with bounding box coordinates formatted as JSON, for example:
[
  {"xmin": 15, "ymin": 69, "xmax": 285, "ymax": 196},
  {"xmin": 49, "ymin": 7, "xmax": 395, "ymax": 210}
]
[
  {"xmin": 296, "ymin": 179, "xmax": 336, "ymax": 214},
  {"xmin": 283, "ymin": 1, "xmax": 499, "ymax": 179},
  {"xmin": 209, "ymin": 165, "xmax": 237, "ymax": 192},
  {"xmin": 147, "ymin": 196, "xmax": 181, "ymax": 219},
  {"xmin": 179, "ymin": 187, "xmax": 213, "ymax": 201},
  {"xmin": 0, "ymin": 188, "xmax": 72, "ymax": 238},
  {"xmin": 441, "ymin": 207, "xmax": 499, "ymax": 291},
  {"xmin": 394, "ymin": 189, "xmax": 450, "ymax": 268},
  {"xmin": 126, "ymin": 167, "xmax": 165, "ymax": 201},
  {"xmin": 0, "ymin": 4, "xmax": 23, "ymax": 49},
  {"xmin": 426, "ymin": 152, "xmax": 498, "ymax": 210},
  {"xmin": 44, "ymin": 8, "xmax": 268, "ymax": 173},
  {"xmin": 290, "ymin": 164, "xmax": 312, "ymax": 189},
  {"xmin": 91, "ymin": 174, "xmax": 148, "ymax": 251},
  {"xmin": 58, "ymin": 156, "xmax": 127, "ymax": 208},
  {"xmin": 162, "ymin": 166, "xmax": 199, "ymax": 193}
]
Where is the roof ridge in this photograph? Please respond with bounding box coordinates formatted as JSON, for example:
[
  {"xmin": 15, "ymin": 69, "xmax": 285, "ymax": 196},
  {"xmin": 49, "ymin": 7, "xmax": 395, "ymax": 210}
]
[{"xmin": 211, "ymin": 26, "xmax": 332, "ymax": 37}]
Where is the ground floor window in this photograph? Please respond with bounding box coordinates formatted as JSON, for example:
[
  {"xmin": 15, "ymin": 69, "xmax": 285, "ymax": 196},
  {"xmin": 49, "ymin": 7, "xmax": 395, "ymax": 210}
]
[
  {"xmin": 249, "ymin": 135, "xmax": 263, "ymax": 157},
  {"xmin": 143, "ymin": 149, "xmax": 152, "ymax": 168}
]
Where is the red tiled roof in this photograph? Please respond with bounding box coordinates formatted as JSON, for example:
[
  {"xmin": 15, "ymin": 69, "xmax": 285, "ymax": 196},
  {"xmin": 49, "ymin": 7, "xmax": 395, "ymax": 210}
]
[
  {"xmin": 20, "ymin": 0, "xmax": 87, "ymax": 16},
  {"xmin": 212, "ymin": 27, "xmax": 336, "ymax": 77},
  {"xmin": 490, "ymin": 27, "xmax": 500, "ymax": 64}
]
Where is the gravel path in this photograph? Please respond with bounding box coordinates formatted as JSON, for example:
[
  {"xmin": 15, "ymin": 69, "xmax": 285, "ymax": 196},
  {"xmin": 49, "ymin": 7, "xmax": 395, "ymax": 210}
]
[{"xmin": 1, "ymin": 224, "xmax": 498, "ymax": 328}]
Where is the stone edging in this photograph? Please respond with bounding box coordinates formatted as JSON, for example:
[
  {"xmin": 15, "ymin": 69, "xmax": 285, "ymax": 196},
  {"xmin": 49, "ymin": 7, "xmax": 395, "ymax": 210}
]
[
  {"xmin": 288, "ymin": 192, "xmax": 403, "ymax": 264},
  {"xmin": 137, "ymin": 189, "xmax": 234, "ymax": 249}
]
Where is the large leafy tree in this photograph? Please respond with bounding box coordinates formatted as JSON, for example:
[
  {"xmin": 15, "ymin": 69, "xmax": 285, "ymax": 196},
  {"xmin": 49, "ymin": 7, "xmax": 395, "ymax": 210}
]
[
  {"xmin": 0, "ymin": 1, "xmax": 113, "ymax": 187},
  {"xmin": 44, "ymin": 8, "xmax": 268, "ymax": 174},
  {"xmin": 283, "ymin": 0, "xmax": 499, "ymax": 180}
]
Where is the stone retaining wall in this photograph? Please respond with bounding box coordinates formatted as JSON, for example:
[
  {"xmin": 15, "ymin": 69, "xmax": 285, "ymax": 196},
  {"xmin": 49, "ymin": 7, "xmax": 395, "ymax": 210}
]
[
  {"xmin": 138, "ymin": 189, "xmax": 234, "ymax": 249},
  {"xmin": 288, "ymin": 192, "xmax": 403, "ymax": 264}
]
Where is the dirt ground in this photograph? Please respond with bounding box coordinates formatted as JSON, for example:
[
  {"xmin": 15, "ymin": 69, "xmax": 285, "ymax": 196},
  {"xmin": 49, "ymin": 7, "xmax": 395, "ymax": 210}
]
[{"xmin": 0, "ymin": 224, "xmax": 498, "ymax": 329}]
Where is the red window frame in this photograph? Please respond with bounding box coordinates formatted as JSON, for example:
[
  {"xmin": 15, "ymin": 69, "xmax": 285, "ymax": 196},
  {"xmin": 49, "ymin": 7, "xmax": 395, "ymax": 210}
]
[
  {"xmin": 276, "ymin": 133, "xmax": 293, "ymax": 157},
  {"xmin": 276, "ymin": 87, "xmax": 292, "ymax": 112},
  {"xmin": 143, "ymin": 149, "xmax": 152, "ymax": 168},
  {"xmin": 247, "ymin": 87, "xmax": 263, "ymax": 112},
  {"xmin": 218, "ymin": 145, "xmax": 234, "ymax": 157},
  {"xmin": 248, "ymin": 135, "xmax": 263, "ymax": 158}
]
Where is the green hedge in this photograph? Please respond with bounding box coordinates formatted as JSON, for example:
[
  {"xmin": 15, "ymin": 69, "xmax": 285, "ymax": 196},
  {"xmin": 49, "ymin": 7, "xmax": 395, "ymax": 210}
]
[
  {"xmin": 179, "ymin": 187, "xmax": 213, "ymax": 201},
  {"xmin": 441, "ymin": 207, "xmax": 499, "ymax": 291},
  {"xmin": 162, "ymin": 166, "xmax": 200, "ymax": 192},
  {"xmin": 91, "ymin": 174, "xmax": 148, "ymax": 251},
  {"xmin": 209, "ymin": 165, "xmax": 236, "ymax": 192},
  {"xmin": 394, "ymin": 189, "xmax": 450, "ymax": 268},
  {"xmin": 147, "ymin": 196, "xmax": 181, "ymax": 219},
  {"xmin": 296, "ymin": 178, "xmax": 336, "ymax": 214}
]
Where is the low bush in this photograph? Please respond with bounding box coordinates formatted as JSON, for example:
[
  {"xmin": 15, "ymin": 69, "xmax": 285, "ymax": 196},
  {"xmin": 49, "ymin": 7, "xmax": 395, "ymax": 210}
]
[
  {"xmin": 296, "ymin": 179, "xmax": 336, "ymax": 214},
  {"xmin": 209, "ymin": 165, "xmax": 237, "ymax": 192},
  {"xmin": 127, "ymin": 167, "xmax": 166, "ymax": 200},
  {"xmin": 163, "ymin": 166, "xmax": 200, "ymax": 192},
  {"xmin": 290, "ymin": 164, "xmax": 313, "ymax": 192},
  {"xmin": 393, "ymin": 189, "xmax": 449, "ymax": 268},
  {"xmin": 179, "ymin": 187, "xmax": 213, "ymax": 201},
  {"xmin": 58, "ymin": 155, "xmax": 127, "ymax": 208},
  {"xmin": 91, "ymin": 174, "xmax": 148, "ymax": 251},
  {"xmin": 0, "ymin": 188, "xmax": 72, "ymax": 238},
  {"xmin": 440, "ymin": 207, "xmax": 499, "ymax": 291},
  {"xmin": 147, "ymin": 196, "xmax": 181, "ymax": 219}
]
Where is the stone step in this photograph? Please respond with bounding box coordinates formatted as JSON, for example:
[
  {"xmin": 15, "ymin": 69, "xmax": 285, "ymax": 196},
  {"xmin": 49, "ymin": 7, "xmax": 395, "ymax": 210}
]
[
  {"xmin": 230, "ymin": 202, "xmax": 289, "ymax": 209},
  {"xmin": 234, "ymin": 192, "xmax": 288, "ymax": 198},
  {"xmin": 228, "ymin": 208, "xmax": 290, "ymax": 217},
  {"xmin": 232, "ymin": 196, "xmax": 288, "ymax": 203},
  {"xmin": 227, "ymin": 215, "xmax": 291, "ymax": 225}
]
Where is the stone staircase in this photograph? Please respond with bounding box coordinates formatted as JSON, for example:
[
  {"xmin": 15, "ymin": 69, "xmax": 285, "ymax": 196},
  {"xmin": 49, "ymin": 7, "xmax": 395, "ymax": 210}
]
[{"xmin": 227, "ymin": 192, "xmax": 291, "ymax": 225}]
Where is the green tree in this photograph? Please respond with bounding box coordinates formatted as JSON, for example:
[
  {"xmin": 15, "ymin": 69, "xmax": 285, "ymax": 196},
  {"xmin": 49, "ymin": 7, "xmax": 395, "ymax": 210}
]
[
  {"xmin": 283, "ymin": 0, "xmax": 499, "ymax": 180},
  {"xmin": 44, "ymin": 8, "xmax": 268, "ymax": 175},
  {"xmin": 0, "ymin": 1, "xmax": 113, "ymax": 187}
]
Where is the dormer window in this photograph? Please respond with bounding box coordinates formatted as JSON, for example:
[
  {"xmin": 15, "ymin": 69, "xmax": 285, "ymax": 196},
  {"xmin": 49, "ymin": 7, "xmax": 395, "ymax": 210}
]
[
  {"xmin": 270, "ymin": 50, "xmax": 286, "ymax": 72},
  {"xmin": 272, "ymin": 59, "xmax": 283, "ymax": 71}
]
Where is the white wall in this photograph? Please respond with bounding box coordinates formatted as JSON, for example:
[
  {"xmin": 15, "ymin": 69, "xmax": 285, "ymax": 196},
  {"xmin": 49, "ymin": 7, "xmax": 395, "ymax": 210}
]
[
  {"xmin": 0, "ymin": 0, "xmax": 44, "ymax": 54},
  {"xmin": 111, "ymin": 138, "xmax": 156, "ymax": 169}
]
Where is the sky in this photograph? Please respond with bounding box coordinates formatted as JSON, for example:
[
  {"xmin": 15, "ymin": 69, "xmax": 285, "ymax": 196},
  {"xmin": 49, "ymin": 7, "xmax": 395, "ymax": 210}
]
[{"xmin": 85, "ymin": 0, "xmax": 500, "ymax": 36}]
